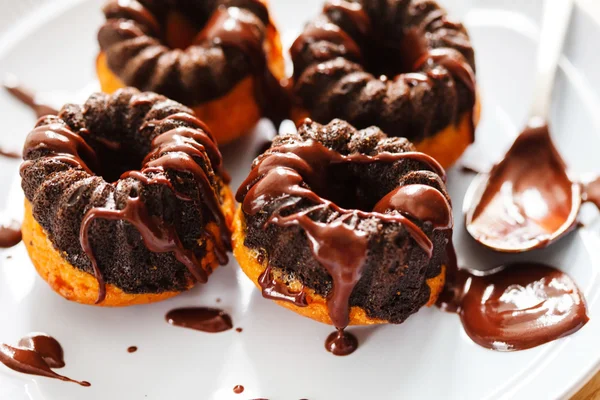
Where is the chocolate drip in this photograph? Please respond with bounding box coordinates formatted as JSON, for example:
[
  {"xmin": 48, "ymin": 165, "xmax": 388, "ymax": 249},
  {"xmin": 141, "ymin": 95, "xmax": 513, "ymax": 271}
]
[
  {"xmin": 196, "ymin": 6, "xmax": 290, "ymax": 123},
  {"xmin": 439, "ymin": 252, "xmax": 588, "ymax": 351},
  {"xmin": 0, "ymin": 334, "xmax": 89, "ymax": 386},
  {"xmin": 467, "ymin": 122, "xmax": 578, "ymax": 251},
  {"xmin": 0, "ymin": 220, "xmax": 22, "ymax": 248},
  {"xmin": 237, "ymin": 125, "xmax": 451, "ymax": 352},
  {"xmin": 325, "ymin": 329, "xmax": 358, "ymax": 356},
  {"xmin": 166, "ymin": 307, "xmax": 233, "ymax": 333},
  {"xmin": 3, "ymin": 80, "xmax": 58, "ymax": 119},
  {"xmin": 81, "ymin": 196, "xmax": 211, "ymax": 303},
  {"xmin": 258, "ymin": 265, "xmax": 308, "ymax": 307}
]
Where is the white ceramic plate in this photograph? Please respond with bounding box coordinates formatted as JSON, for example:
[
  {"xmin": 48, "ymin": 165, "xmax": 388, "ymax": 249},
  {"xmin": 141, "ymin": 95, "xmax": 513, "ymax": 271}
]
[{"xmin": 1, "ymin": 0, "xmax": 600, "ymax": 399}]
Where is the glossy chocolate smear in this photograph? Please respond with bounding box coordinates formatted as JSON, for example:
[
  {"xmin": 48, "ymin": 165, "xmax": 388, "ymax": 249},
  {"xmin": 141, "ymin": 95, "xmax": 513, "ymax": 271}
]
[
  {"xmin": 166, "ymin": 307, "xmax": 233, "ymax": 333},
  {"xmin": 17, "ymin": 333, "xmax": 65, "ymax": 368},
  {"xmin": 258, "ymin": 265, "xmax": 308, "ymax": 307},
  {"xmin": 3, "ymin": 79, "xmax": 58, "ymax": 119},
  {"xmin": 0, "ymin": 220, "xmax": 22, "ymax": 248},
  {"xmin": 238, "ymin": 134, "xmax": 451, "ymax": 355},
  {"xmin": 467, "ymin": 122, "xmax": 578, "ymax": 251},
  {"xmin": 0, "ymin": 334, "xmax": 89, "ymax": 386},
  {"xmin": 439, "ymin": 251, "xmax": 588, "ymax": 351}
]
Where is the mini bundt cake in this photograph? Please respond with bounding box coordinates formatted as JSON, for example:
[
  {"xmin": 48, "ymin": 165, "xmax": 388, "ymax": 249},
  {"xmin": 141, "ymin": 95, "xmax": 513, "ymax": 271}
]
[
  {"xmin": 97, "ymin": 0, "xmax": 288, "ymax": 145},
  {"xmin": 291, "ymin": 0, "xmax": 479, "ymax": 168},
  {"xmin": 233, "ymin": 119, "xmax": 453, "ymax": 333},
  {"xmin": 20, "ymin": 88, "xmax": 235, "ymax": 307}
]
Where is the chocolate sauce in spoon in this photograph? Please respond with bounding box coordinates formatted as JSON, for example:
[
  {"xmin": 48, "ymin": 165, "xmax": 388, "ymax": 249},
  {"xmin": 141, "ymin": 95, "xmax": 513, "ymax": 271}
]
[
  {"xmin": 0, "ymin": 333, "xmax": 89, "ymax": 386},
  {"xmin": 166, "ymin": 307, "xmax": 233, "ymax": 333},
  {"xmin": 439, "ymin": 246, "xmax": 588, "ymax": 351},
  {"xmin": 466, "ymin": 121, "xmax": 580, "ymax": 252}
]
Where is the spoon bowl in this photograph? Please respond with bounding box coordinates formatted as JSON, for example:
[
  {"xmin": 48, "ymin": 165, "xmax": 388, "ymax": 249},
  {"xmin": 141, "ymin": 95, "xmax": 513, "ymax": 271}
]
[{"xmin": 463, "ymin": 122, "xmax": 582, "ymax": 253}]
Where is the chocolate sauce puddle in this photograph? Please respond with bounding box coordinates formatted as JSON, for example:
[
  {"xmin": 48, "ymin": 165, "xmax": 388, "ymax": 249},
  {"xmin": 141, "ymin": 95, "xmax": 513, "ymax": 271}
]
[
  {"xmin": 325, "ymin": 329, "xmax": 358, "ymax": 356},
  {"xmin": 233, "ymin": 385, "xmax": 245, "ymax": 394},
  {"xmin": 466, "ymin": 122, "xmax": 580, "ymax": 251},
  {"xmin": 438, "ymin": 246, "xmax": 588, "ymax": 351},
  {"xmin": 0, "ymin": 220, "xmax": 22, "ymax": 248},
  {"xmin": 0, "ymin": 333, "xmax": 89, "ymax": 386},
  {"xmin": 3, "ymin": 79, "xmax": 58, "ymax": 119},
  {"xmin": 166, "ymin": 307, "xmax": 233, "ymax": 333},
  {"xmin": 237, "ymin": 135, "xmax": 452, "ymax": 355}
]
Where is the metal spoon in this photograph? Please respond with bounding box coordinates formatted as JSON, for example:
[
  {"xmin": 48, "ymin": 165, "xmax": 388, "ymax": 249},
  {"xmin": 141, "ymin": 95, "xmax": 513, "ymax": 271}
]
[{"xmin": 463, "ymin": 0, "xmax": 581, "ymax": 253}]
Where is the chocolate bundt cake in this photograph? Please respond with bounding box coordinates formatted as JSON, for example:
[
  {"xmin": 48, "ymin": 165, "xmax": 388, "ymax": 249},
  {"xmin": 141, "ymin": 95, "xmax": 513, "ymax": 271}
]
[
  {"xmin": 291, "ymin": 0, "xmax": 478, "ymax": 168},
  {"xmin": 233, "ymin": 119, "xmax": 453, "ymax": 332},
  {"xmin": 20, "ymin": 88, "xmax": 235, "ymax": 307},
  {"xmin": 97, "ymin": 0, "xmax": 288, "ymax": 144}
]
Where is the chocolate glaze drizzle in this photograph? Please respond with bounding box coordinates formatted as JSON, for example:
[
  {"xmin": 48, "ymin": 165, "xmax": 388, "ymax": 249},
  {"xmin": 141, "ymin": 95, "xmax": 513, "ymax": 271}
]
[
  {"xmin": 0, "ymin": 220, "xmax": 22, "ymax": 248},
  {"xmin": 466, "ymin": 122, "xmax": 579, "ymax": 251},
  {"xmin": 0, "ymin": 333, "xmax": 89, "ymax": 386},
  {"xmin": 3, "ymin": 80, "xmax": 58, "ymax": 119},
  {"xmin": 438, "ymin": 249, "xmax": 588, "ymax": 351},
  {"xmin": 166, "ymin": 307, "xmax": 233, "ymax": 333},
  {"xmin": 22, "ymin": 103, "xmax": 231, "ymax": 304},
  {"xmin": 258, "ymin": 265, "xmax": 308, "ymax": 307},
  {"xmin": 237, "ymin": 127, "xmax": 452, "ymax": 355}
]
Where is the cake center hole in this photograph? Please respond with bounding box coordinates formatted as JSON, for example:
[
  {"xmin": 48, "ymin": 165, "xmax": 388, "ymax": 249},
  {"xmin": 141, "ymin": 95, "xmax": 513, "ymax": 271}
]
[
  {"xmin": 363, "ymin": 31, "xmax": 428, "ymax": 78},
  {"xmin": 83, "ymin": 135, "xmax": 146, "ymax": 183},
  {"xmin": 312, "ymin": 164, "xmax": 390, "ymax": 212},
  {"xmin": 164, "ymin": 12, "xmax": 203, "ymax": 50}
]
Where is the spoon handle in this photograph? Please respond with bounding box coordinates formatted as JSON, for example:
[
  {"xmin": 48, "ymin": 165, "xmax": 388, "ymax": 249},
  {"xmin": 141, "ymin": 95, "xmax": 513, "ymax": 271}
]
[{"xmin": 530, "ymin": 0, "xmax": 575, "ymax": 119}]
